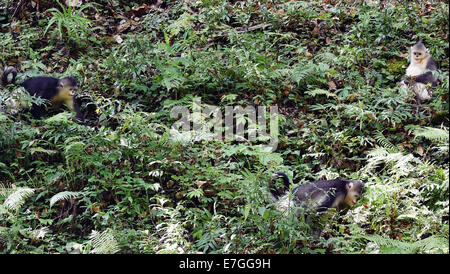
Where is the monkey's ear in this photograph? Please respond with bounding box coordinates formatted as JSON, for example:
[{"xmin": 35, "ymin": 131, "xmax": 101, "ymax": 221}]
[{"xmin": 347, "ymin": 182, "xmax": 354, "ymax": 190}]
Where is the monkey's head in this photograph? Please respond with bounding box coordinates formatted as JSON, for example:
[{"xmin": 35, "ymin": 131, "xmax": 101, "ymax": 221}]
[
  {"xmin": 344, "ymin": 180, "xmax": 364, "ymax": 207},
  {"xmin": 410, "ymin": 41, "xmax": 430, "ymax": 64},
  {"xmin": 57, "ymin": 77, "xmax": 78, "ymax": 98}
]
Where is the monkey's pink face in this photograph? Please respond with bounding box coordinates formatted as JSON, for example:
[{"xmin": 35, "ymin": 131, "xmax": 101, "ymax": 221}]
[
  {"xmin": 71, "ymin": 85, "xmax": 78, "ymax": 95},
  {"xmin": 345, "ymin": 181, "xmax": 363, "ymax": 207},
  {"xmin": 60, "ymin": 88, "xmax": 74, "ymax": 98},
  {"xmin": 412, "ymin": 50, "xmax": 428, "ymax": 63},
  {"xmin": 346, "ymin": 193, "xmax": 360, "ymax": 206},
  {"xmin": 66, "ymin": 86, "xmax": 78, "ymax": 97}
]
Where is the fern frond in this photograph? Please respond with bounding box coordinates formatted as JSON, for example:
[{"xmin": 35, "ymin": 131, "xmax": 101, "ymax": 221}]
[
  {"xmin": 186, "ymin": 188, "xmax": 203, "ymax": 199},
  {"xmin": 360, "ymin": 234, "xmax": 448, "ymax": 254},
  {"xmin": 258, "ymin": 152, "xmax": 283, "ymax": 167},
  {"xmin": 3, "ymin": 187, "xmax": 35, "ymax": 211},
  {"xmin": 89, "ymin": 229, "xmax": 120, "ymax": 254},
  {"xmin": 305, "ymin": 89, "xmax": 339, "ymax": 100},
  {"xmin": 64, "ymin": 141, "xmax": 86, "ymax": 156},
  {"xmin": 414, "ymin": 126, "xmax": 449, "ymax": 155},
  {"xmin": 416, "ymin": 235, "xmax": 449, "ymax": 254},
  {"xmin": 291, "ymin": 66, "xmax": 310, "ymax": 84},
  {"xmin": 30, "ymin": 147, "xmax": 58, "ymax": 155},
  {"xmin": 0, "ymin": 183, "xmax": 12, "ymax": 198},
  {"xmin": 363, "ymin": 147, "xmax": 419, "ymax": 177},
  {"xmin": 414, "ymin": 126, "xmax": 449, "ymax": 143},
  {"xmin": 156, "ymin": 221, "xmax": 189, "ymax": 254},
  {"xmin": 44, "ymin": 112, "xmax": 72, "ymax": 124},
  {"xmin": 29, "ymin": 227, "xmax": 50, "ymax": 241},
  {"xmin": 49, "ymin": 191, "xmax": 84, "ymax": 208},
  {"xmin": 374, "ymin": 130, "xmax": 398, "ymax": 152},
  {"xmin": 154, "ymin": 205, "xmax": 191, "ymax": 254}
]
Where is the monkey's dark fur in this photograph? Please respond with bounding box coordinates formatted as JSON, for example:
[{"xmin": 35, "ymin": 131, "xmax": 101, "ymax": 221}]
[
  {"xmin": 270, "ymin": 172, "xmax": 364, "ymax": 213},
  {"xmin": 20, "ymin": 76, "xmax": 78, "ymax": 119},
  {"xmin": 1, "ymin": 67, "xmax": 96, "ymax": 122},
  {"xmin": 20, "ymin": 76, "xmax": 75, "ymax": 97},
  {"xmin": 403, "ymin": 57, "xmax": 438, "ymax": 86},
  {"xmin": 73, "ymin": 95, "xmax": 99, "ymax": 123},
  {"xmin": 401, "ymin": 41, "xmax": 440, "ymax": 103}
]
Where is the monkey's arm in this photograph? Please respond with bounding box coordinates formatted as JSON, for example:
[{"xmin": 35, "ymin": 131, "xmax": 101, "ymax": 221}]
[
  {"xmin": 30, "ymin": 105, "xmax": 44, "ymax": 119},
  {"xmin": 314, "ymin": 193, "xmax": 334, "ymax": 213},
  {"xmin": 414, "ymin": 71, "xmax": 438, "ymax": 86},
  {"xmin": 403, "ymin": 72, "xmax": 438, "ymax": 86},
  {"xmin": 73, "ymin": 97, "xmax": 85, "ymax": 122}
]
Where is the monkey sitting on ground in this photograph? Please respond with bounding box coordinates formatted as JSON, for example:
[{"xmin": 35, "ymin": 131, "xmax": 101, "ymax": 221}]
[
  {"xmin": 400, "ymin": 41, "xmax": 439, "ymax": 104},
  {"xmin": 1, "ymin": 66, "xmax": 94, "ymax": 122},
  {"xmin": 270, "ymin": 172, "xmax": 364, "ymax": 216}
]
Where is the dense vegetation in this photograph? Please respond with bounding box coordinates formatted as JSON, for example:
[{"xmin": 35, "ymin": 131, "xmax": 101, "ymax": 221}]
[{"xmin": 0, "ymin": 0, "xmax": 448, "ymax": 254}]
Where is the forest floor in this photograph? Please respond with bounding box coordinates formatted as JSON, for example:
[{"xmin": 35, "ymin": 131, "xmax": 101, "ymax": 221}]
[{"xmin": 0, "ymin": 0, "xmax": 448, "ymax": 254}]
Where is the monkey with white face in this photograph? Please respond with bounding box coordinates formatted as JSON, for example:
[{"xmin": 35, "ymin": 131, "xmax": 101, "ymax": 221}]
[
  {"xmin": 1, "ymin": 66, "xmax": 94, "ymax": 122},
  {"xmin": 270, "ymin": 172, "xmax": 365, "ymax": 216},
  {"xmin": 401, "ymin": 41, "xmax": 439, "ymax": 103},
  {"xmin": 269, "ymin": 172, "xmax": 365, "ymax": 238}
]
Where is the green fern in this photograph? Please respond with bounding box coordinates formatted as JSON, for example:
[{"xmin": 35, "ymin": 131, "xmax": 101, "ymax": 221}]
[
  {"xmin": 89, "ymin": 229, "xmax": 120, "ymax": 254},
  {"xmin": 363, "ymin": 147, "xmax": 419, "ymax": 178},
  {"xmin": 257, "ymin": 152, "xmax": 284, "ymax": 167},
  {"xmin": 43, "ymin": 112, "xmax": 73, "ymax": 124},
  {"xmin": 305, "ymin": 89, "xmax": 339, "ymax": 100},
  {"xmin": 1, "ymin": 185, "xmax": 35, "ymax": 211},
  {"xmin": 64, "ymin": 141, "xmax": 86, "ymax": 156},
  {"xmin": 154, "ymin": 205, "xmax": 191, "ymax": 254},
  {"xmin": 49, "ymin": 191, "xmax": 84, "ymax": 208},
  {"xmin": 186, "ymin": 188, "xmax": 203, "ymax": 199},
  {"xmin": 414, "ymin": 126, "xmax": 449, "ymax": 154},
  {"xmin": 29, "ymin": 227, "xmax": 50, "ymax": 241},
  {"xmin": 414, "ymin": 126, "xmax": 449, "ymax": 143},
  {"xmin": 166, "ymin": 12, "xmax": 194, "ymax": 38},
  {"xmin": 30, "ymin": 147, "xmax": 58, "ymax": 155},
  {"xmin": 43, "ymin": 0, "xmax": 97, "ymax": 44},
  {"xmin": 374, "ymin": 130, "xmax": 398, "ymax": 152},
  {"xmin": 360, "ymin": 234, "xmax": 448, "ymax": 254},
  {"xmin": 0, "ymin": 183, "xmax": 11, "ymax": 198}
]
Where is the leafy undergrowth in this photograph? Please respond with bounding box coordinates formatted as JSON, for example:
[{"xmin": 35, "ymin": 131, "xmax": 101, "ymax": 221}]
[{"xmin": 0, "ymin": 0, "xmax": 448, "ymax": 254}]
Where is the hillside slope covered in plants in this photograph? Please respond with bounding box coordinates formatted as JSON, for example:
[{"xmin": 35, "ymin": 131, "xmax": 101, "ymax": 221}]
[{"xmin": 0, "ymin": 0, "xmax": 448, "ymax": 254}]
